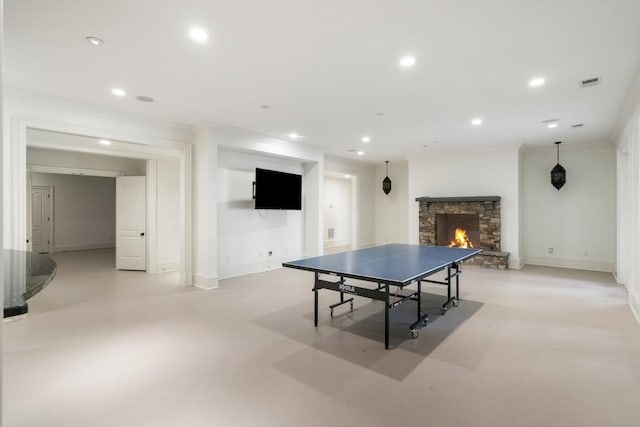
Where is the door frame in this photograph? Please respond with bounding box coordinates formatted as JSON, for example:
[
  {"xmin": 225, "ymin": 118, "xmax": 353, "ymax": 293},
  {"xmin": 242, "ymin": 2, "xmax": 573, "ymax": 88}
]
[
  {"xmin": 30, "ymin": 185, "xmax": 54, "ymax": 254},
  {"xmin": 5, "ymin": 113, "xmax": 193, "ymax": 285}
]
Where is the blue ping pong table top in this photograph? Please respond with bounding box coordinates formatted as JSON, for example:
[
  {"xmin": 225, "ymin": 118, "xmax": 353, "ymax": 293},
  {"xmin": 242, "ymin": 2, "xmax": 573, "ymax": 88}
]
[{"xmin": 283, "ymin": 244, "xmax": 481, "ymax": 286}]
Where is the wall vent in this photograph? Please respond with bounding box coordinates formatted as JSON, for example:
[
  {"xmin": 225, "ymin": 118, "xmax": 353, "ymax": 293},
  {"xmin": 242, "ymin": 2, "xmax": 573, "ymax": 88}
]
[
  {"xmin": 580, "ymin": 77, "xmax": 600, "ymax": 88},
  {"xmin": 328, "ymin": 228, "xmax": 335, "ymax": 239}
]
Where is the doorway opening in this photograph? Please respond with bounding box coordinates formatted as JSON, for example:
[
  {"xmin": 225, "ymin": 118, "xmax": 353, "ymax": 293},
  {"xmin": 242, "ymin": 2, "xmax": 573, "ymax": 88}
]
[
  {"xmin": 22, "ymin": 128, "xmax": 186, "ymax": 280},
  {"xmin": 323, "ymin": 171, "xmax": 358, "ymax": 254}
]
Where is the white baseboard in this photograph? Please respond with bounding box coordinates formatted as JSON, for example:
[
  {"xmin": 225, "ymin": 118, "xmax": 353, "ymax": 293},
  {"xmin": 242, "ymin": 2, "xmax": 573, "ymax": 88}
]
[
  {"xmin": 54, "ymin": 243, "xmax": 115, "ymax": 252},
  {"xmin": 193, "ymin": 273, "xmax": 219, "ymax": 290},
  {"xmin": 156, "ymin": 262, "xmax": 179, "ymax": 273},
  {"xmin": 522, "ymin": 256, "xmax": 614, "ymax": 273},
  {"xmin": 508, "ymin": 257, "xmax": 523, "ymax": 269},
  {"xmin": 630, "ymin": 291, "xmax": 640, "ymax": 324},
  {"xmin": 324, "ymin": 239, "xmax": 351, "ymax": 248}
]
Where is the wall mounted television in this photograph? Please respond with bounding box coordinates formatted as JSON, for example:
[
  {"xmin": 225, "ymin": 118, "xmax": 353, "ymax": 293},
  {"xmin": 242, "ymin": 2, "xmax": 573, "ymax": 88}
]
[{"xmin": 254, "ymin": 168, "xmax": 302, "ymax": 210}]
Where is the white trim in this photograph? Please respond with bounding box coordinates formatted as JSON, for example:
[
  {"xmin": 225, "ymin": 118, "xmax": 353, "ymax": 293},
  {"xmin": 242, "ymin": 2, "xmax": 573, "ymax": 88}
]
[
  {"xmin": 508, "ymin": 257, "xmax": 523, "ymax": 270},
  {"xmin": 324, "ymin": 238, "xmax": 351, "ymax": 248},
  {"xmin": 193, "ymin": 273, "xmax": 219, "ymax": 290},
  {"xmin": 28, "ymin": 164, "xmax": 125, "ymax": 177},
  {"xmin": 146, "ymin": 161, "xmax": 157, "ymax": 273},
  {"xmin": 180, "ymin": 143, "xmax": 193, "ymax": 286},
  {"xmin": 522, "ymin": 256, "xmax": 614, "ymax": 273},
  {"xmin": 54, "ymin": 243, "xmax": 115, "ymax": 252},
  {"xmin": 630, "ymin": 291, "xmax": 640, "ymax": 324},
  {"xmin": 157, "ymin": 262, "xmax": 179, "ymax": 273}
]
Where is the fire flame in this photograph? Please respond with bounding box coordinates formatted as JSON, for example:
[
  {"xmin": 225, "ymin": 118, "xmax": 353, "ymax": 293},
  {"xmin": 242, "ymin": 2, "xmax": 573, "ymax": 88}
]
[{"xmin": 449, "ymin": 228, "xmax": 474, "ymax": 248}]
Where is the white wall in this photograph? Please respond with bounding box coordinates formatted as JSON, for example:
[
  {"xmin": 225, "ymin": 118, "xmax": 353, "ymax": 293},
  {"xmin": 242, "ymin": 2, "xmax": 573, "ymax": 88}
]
[
  {"xmin": 324, "ymin": 155, "xmax": 376, "ymax": 248},
  {"xmin": 217, "ymin": 148, "xmax": 305, "ymax": 279},
  {"xmin": 375, "ymin": 160, "xmax": 409, "ymax": 244},
  {"xmin": 408, "ymin": 146, "xmax": 521, "ymax": 268},
  {"xmin": 614, "ymin": 78, "xmax": 640, "ymax": 323},
  {"xmin": 156, "ymin": 158, "xmax": 181, "ymax": 270},
  {"xmin": 324, "ymin": 176, "xmax": 352, "ymax": 247},
  {"xmin": 27, "ymin": 147, "xmax": 146, "ymax": 175},
  {"xmin": 522, "ymin": 144, "xmax": 616, "ymax": 272},
  {"xmin": 30, "ymin": 173, "xmax": 117, "ymax": 252}
]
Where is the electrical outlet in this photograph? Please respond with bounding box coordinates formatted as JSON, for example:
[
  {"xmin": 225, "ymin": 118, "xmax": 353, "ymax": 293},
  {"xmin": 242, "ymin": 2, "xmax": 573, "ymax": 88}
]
[{"xmin": 548, "ymin": 247, "xmax": 554, "ymax": 254}]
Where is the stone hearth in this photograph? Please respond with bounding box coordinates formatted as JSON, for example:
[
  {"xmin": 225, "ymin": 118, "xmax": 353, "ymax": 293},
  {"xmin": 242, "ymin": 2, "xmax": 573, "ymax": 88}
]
[{"xmin": 416, "ymin": 196, "xmax": 509, "ymax": 269}]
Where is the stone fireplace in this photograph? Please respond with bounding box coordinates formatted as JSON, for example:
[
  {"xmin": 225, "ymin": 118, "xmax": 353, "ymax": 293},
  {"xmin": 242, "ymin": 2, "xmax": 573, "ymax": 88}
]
[{"xmin": 416, "ymin": 196, "xmax": 509, "ymax": 269}]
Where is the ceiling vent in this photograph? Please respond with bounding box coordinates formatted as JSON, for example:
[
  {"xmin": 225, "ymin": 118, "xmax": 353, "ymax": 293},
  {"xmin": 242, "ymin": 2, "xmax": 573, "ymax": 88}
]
[
  {"xmin": 580, "ymin": 77, "xmax": 601, "ymax": 88},
  {"xmin": 571, "ymin": 123, "xmax": 585, "ymax": 128}
]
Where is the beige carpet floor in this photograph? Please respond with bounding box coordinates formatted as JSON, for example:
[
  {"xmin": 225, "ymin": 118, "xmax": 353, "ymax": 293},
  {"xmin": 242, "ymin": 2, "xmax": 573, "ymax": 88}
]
[{"xmin": 3, "ymin": 248, "xmax": 640, "ymax": 426}]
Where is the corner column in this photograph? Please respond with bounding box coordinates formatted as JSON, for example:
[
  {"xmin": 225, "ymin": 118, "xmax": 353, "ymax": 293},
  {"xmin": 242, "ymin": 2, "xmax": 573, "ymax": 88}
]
[{"xmin": 192, "ymin": 122, "xmax": 219, "ymax": 289}]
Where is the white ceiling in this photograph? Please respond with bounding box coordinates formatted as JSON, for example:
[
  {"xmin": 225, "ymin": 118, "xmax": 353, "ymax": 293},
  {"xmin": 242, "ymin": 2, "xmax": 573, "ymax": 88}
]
[{"xmin": 5, "ymin": 0, "xmax": 640, "ymax": 162}]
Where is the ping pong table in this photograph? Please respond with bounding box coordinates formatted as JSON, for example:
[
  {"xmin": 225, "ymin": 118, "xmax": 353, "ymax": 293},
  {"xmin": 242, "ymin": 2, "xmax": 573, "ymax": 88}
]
[{"xmin": 282, "ymin": 244, "xmax": 481, "ymax": 349}]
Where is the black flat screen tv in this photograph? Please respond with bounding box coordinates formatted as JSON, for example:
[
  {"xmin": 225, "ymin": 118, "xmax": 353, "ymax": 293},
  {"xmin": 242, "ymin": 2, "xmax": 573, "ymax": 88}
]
[{"xmin": 254, "ymin": 168, "xmax": 302, "ymax": 210}]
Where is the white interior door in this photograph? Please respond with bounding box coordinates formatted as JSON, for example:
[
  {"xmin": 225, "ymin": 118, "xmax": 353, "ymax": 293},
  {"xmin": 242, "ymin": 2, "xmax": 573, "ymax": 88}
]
[
  {"xmin": 116, "ymin": 176, "xmax": 146, "ymax": 270},
  {"xmin": 31, "ymin": 186, "xmax": 53, "ymax": 253}
]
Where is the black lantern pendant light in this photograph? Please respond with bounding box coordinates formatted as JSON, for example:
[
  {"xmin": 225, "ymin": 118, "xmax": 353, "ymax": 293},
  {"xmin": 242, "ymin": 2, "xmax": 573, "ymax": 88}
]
[
  {"xmin": 382, "ymin": 161, "xmax": 392, "ymax": 194},
  {"xmin": 550, "ymin": 141, "xmax": 566, "ymax": 190}
]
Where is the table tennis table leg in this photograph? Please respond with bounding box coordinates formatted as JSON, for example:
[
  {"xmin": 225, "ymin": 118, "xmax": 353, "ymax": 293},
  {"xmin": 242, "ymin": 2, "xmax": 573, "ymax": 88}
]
[
  {"xmin": 417, "ymin": 281, "xmax": 422, "ymax": 321},
  {"xmin": 456, "ymin": 264, "xmax": 460, "ymax": 302},
  {"xmin": 441, "ymin": 263, "xmax": 461, "ymax": 314},
  {"xmin": 385, "ymin": 283, "xmax": 389, "ymax": 349},
  {"xmin": 314, "ymin": 272, "xmax": 319, "ymax": 327}
]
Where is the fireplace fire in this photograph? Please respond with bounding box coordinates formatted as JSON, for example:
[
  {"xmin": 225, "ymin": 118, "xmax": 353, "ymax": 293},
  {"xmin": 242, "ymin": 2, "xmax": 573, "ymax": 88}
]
[
  {"xmin": 449, "ymin": 228, "xmax": 474, "ymax": 248},
  {"xmin": 436, "ymin": 213, "xmax": 479, "ymax": 248}
]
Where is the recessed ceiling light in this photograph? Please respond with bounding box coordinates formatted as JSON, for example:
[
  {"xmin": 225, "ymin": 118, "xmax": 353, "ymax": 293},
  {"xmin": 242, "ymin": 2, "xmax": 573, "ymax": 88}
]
[
  {"xmin": 361, "ymin": 136, "xmax": 371, "ymax": 143},
  {"xmin": 529, "ymin": 77, "xmax": 545, "ymax": 87},
  {"xmin": 99, "ymin": 139, "xmax": 111, "ymax": 146},
  {"xmin": 541, "ymin": 118, "xmax": 559, "ymax": 124},
  {"xmin": 85, "ymin": 36, "xmax": 104, "ymax": 46},
  {"xmin": 111, "ymin": 88, "xmax": 126, "ymax": 97},
  {"xmin": 547, "ymin": 123, "xmax": 558, "ymax": 129},
  {"xmin": 136, "ymin": 96, "xmax": 155, "ymax": 103},
  {"xmin": 471, "ymin": 118, "xmax": 483, "ymax": 126},
  {"xmin": 399, "ymin": 56, "xmax": 416, "ymax": 68},
  {"xmin": 357, "ymin": 151, "xmax": 364, "ymax": 156},
  {"xmin": 345, "ymin": 174, "xmax": 351, "ymax": 178},
  {"xmin": 288, "ymin": 132, "xmax": 301, "ymax": 139},
  {"xmin": 189, "ymin": 27, "xmax": 209, "ymax": 43}
]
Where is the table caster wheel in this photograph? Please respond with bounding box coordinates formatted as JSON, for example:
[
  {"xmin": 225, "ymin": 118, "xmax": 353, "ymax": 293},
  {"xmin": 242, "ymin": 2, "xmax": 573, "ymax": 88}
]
[
  {"xmin": 350, "ymin": 301, "xmax": 354, "ymax": 311},
  {"xmin": 423, "ymin": 319, "xmax": 428, "ymax": 325},
  {"xmin": 441, "ymin": 308, "xmax": 447, "ymax": 315},
  {"xmin": 453, "ymin": 300, "xmax": 459, "ymax": 307},
  {"xmin": 410, "ymin": 329, "xmax": 419, "ymax": 339}
]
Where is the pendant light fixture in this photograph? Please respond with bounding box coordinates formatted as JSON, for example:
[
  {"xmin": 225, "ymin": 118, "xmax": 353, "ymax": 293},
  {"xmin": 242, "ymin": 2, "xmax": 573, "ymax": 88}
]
[
  {"xmin": 550, "ymin": 141, "xmax": 566, "ymax": 190},
  {"xmin": 382, "ymin": 161, "xmax": 392, "ymax": 194}
]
